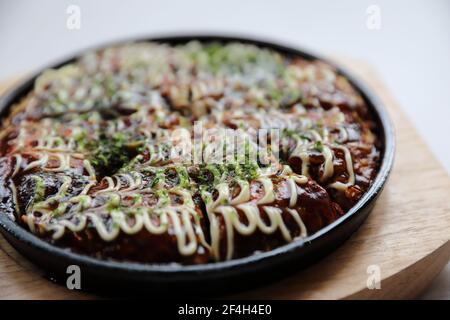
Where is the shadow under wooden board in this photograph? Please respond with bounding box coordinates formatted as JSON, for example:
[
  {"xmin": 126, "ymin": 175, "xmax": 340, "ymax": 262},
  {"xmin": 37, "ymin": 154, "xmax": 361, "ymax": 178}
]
[{"xmin": 0, "ymin": 59, "xmax": 449, "ymax": 300}]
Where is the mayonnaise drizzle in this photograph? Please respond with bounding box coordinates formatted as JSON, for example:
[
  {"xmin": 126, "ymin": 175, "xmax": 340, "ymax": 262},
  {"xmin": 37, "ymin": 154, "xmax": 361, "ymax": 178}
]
[
  {"xmin": 0, "ymin": 42, "xmax": 367, "ymax": 263},
  {"xmin": 204, "ymin": 174, "xmax": 309, "ymax": 260}
]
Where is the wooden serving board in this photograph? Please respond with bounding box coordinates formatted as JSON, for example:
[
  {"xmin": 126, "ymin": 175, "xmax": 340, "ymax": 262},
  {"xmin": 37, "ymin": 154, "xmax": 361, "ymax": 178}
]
[{"xmin": 0, "ymin": 59, "xmax": 449, "ymax": 300}]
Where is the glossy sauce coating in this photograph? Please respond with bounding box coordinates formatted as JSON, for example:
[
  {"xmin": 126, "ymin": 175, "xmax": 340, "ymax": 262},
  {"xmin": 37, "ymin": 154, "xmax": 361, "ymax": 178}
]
[{"xmin": 0, "ymin": 42, "xmax": 380, "ymax": 264}]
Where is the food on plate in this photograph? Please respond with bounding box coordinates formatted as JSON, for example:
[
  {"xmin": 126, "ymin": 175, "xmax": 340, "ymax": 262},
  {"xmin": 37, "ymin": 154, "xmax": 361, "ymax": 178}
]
[{"xmin": 0, "ymin": 41, "xmax": 380, "ymax": 263}]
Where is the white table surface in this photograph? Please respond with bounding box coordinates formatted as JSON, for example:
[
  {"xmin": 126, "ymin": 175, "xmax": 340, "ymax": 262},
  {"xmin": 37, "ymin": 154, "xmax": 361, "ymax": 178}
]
[{"xmin": 0, "ymin": 0, "xmax": 449, "ymax": 299}]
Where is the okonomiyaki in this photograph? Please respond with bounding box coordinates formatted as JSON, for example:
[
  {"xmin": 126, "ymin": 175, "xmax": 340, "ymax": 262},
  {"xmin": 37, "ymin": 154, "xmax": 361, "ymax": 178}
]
[{"xmin": 0, "ymin": 41, "xmax": 380, "ymax": 264}]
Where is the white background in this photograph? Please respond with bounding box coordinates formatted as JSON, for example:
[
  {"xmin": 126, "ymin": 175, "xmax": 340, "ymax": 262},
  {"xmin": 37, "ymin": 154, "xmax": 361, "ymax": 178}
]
[{"xmin": 0, "ymin": 0, "xmax": 449, "ymax": 299}]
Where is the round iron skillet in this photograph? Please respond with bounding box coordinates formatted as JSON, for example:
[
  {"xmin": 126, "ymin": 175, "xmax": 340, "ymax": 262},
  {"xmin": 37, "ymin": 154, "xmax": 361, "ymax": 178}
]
[{"xmin": 0, "ymin": 35, "xmax": 395, "ymax": 296}]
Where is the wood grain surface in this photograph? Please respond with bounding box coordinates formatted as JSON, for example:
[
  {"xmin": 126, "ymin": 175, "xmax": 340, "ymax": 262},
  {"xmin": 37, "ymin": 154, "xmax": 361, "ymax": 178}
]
[{"xmin": 0, "ymin": 59, "xmax": 449, "ymax": 299}]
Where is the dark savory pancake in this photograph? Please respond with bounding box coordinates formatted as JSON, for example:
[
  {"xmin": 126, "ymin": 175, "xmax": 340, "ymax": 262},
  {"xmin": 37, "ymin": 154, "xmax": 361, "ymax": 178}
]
[{"xmin": 0, "ymin": 42, "xmax": 380, "ymax": 263}]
